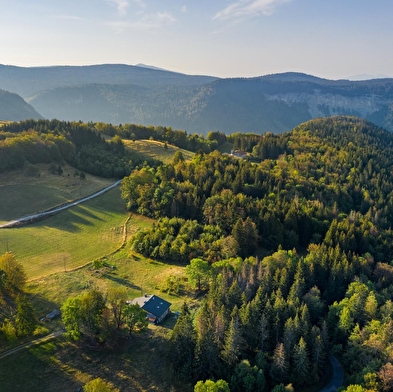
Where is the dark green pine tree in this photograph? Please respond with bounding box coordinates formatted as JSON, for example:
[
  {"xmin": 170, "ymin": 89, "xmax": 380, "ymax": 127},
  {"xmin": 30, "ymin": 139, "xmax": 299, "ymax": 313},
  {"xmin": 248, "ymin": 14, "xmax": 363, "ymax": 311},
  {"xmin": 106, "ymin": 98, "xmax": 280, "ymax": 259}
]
[
  {"xmin": 194, "ymin": 301, "xmax": 221, "ymax": 380},
  {"xmin": 288, "ymin": 262, "xmax": 306, "ymax": 304},
  {"xmin": 310, "ymin": 326, "xmax": 326, "ymax": 383},
  {"xmin": 15, "ymin": 294, "xmax": 37, "ymax": 337},
  {"xmin": 283, "ymin": 317, "xmax": 298, "ymax": 356},
  {"xmin": 291, "ymin": 337, "xmax": 310, "ymax": 387},
  {"xmin": 221, "ymin": 309, "xmax": 244, "ymax": 369},
  {"xmin": 170, "ymin": 302, "xmax": 197, "ymax": 379}
]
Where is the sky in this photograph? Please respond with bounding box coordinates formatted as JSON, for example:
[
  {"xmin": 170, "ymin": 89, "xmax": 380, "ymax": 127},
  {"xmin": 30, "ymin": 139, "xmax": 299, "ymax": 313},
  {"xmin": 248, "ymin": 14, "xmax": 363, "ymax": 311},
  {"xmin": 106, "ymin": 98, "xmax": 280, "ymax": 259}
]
[{"xmin": 1, "ymin": 0, "xmax": 393, "ymax": 80}]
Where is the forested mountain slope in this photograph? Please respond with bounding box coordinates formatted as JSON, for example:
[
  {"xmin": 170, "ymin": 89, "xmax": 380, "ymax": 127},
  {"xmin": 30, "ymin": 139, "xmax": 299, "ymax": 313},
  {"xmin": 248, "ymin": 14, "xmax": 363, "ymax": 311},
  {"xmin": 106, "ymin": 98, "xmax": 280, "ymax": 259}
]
[
  {"xmin": 0, "ymin": 90, "xmax": 42, "ymax": 121},
  {"xmin": 27, "ymin": 73, "xmax": 393, "ymax": 134}
]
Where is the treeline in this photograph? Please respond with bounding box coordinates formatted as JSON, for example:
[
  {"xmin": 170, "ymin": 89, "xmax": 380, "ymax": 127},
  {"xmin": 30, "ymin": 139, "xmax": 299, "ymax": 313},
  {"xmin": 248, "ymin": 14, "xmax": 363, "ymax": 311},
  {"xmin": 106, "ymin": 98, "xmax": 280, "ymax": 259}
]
[
  {"xmin": 0, "ymin": 119, "xmax": 159, "ymax": 177},
  {"xmin": 0, "ymin": 253, "xmax": 37, "ymax": 341},
  {"xmin": 94, "ymin": 122, "xmax": 227, "ymax": 153}
]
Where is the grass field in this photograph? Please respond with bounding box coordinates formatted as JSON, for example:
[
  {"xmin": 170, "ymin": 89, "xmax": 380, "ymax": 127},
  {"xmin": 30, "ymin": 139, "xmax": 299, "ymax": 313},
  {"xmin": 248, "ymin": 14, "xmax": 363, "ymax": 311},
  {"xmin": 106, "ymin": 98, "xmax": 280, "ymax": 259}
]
[
  {"xmin": 124, "ymin": 139, "xmax": 194, "ymax": 164},
  {"xmin": 27, "ymin": 239, "xmax": 190, "ymax": 317},
  {"xmin": 0, "ymin": 164, "xmax": 114, "ymax": 223},
  {"xmin": 217, "ymin": 141, "xmax": 233, "ymax": 153},
  {"xmin": 0, "ymin": 326, "xmax": 192, "ymax": 392},
  {"xmin": 0, "ymin": 219, "xmax": 193, "ymax": 392},
  {"xmin": 0, "ymin": 155, "xmax": 196, "ymax": 392},
  {"xmin": 0, "ymin": 188, "xmax": 136, "ymax": 280}
]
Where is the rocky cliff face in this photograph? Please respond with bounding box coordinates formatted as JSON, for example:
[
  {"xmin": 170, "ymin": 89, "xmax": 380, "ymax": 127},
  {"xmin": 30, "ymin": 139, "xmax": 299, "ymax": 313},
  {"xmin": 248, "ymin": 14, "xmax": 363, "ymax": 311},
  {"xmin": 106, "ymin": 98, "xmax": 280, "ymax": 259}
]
[{"xmin": 266, "ymin": 91, "xmax": 383, "ymax": 118}]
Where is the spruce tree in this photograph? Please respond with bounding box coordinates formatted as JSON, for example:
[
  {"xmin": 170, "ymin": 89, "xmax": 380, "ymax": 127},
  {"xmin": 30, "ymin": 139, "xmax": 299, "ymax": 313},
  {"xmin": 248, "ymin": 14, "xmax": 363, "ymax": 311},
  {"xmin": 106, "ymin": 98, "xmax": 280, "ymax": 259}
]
[
  {"xmin": 170, "ymin": 302, "xmax": 197, "ymax": 379},
  {"xmin": 221, "ymin": 311, "xmax": 244, "ymax": 369},
  {"xmin": 292, "ymin": 337, "xmax": 310, "ymax": 386},
  {"xmin": 270, "ymin": 342, "xmax": 288, "ymax": 385}
]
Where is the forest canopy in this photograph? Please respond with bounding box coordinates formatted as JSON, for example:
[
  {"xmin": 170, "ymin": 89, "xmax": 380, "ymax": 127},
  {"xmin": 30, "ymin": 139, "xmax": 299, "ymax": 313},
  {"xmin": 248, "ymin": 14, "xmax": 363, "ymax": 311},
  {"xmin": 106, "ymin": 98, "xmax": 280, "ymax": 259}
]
[{"xmin": 120, "ymin": 116, "xmax": 393, "ymax": 390}]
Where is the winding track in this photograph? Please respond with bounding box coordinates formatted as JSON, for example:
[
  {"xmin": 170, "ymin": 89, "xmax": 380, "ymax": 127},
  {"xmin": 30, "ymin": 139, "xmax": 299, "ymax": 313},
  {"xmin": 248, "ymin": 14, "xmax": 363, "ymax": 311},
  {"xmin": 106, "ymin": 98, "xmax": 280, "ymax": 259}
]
[
  {"xmin": 0, "ymin": 180, "xmax": 122, "ymax": 228},
  {"xmin": 319, "ymin": 356, "xmax": 344, "ymax": 392}
]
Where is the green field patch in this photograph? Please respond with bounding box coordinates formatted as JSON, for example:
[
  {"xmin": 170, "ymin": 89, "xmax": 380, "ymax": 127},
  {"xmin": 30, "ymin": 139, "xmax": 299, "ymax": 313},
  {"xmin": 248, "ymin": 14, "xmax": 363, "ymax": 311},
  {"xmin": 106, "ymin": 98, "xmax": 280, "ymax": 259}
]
[
  {"xmin": 0, "ymin": 164, "xmax": 114, "ymax": 223},
  {"xmin": 0, "ymin": 212, "xmax": 194, "ymax": 392},
  {"xmin": 0, "ymin": 188, "xmax": 128, "ymax": 280},
  {"xmin": 0, "ymin": 332, "xmax": 192, "ymax": 392},
  {"xmin": 123, "ymin": 139, "xmax": 194, "ymax": 164},
  {"xmin": 27, "ymin": 241, "xmax": 189, "ymax": 312},
  {"xmin": 217, "ymin": 141, "xmax": 233, "ymax": 153}
]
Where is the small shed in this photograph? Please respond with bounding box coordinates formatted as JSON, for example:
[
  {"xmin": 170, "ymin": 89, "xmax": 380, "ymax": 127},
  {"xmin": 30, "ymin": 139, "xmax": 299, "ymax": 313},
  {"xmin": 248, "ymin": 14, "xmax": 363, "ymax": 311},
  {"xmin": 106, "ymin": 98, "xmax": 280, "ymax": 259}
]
[
  {"xmin": 40, "ymin": 309, "xmax": 61, "ymax": 322},
  {"xmin": 130, "ymin": 294, "xmax": 171, "ymax": 324}
]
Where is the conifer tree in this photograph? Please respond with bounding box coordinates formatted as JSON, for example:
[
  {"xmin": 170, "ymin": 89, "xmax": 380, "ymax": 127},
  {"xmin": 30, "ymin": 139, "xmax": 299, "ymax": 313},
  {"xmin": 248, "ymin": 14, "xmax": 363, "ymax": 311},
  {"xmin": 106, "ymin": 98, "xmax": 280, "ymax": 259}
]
[
  {"xmin": 270, "ymin": 342, "xmax": 288, "ymax": 385},
  {"xmin": 221, "ymin": 310, "xmax": 244, "ymax": 369},
  {"xmin": 170, "ymin": 302, "xmax": 197, "ymax": 379},
  {"xmin": 292, "ymin": 337, "xmax": 310, "ymax": 386},
  {"xmin": 15, "ymin": 294, "xmax": 37, "ymax": 337}
]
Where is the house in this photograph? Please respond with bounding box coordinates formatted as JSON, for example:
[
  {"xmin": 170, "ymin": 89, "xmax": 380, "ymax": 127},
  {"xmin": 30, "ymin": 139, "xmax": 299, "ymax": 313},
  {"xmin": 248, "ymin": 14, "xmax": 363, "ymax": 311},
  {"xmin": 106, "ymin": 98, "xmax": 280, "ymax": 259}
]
[
  {"xmin": 230, "ymin": 150, "xmax": 248, "ymax": 159},
  {"xmin": 130, "ymin": 294, "xmax": 171, "ymax": 324}
]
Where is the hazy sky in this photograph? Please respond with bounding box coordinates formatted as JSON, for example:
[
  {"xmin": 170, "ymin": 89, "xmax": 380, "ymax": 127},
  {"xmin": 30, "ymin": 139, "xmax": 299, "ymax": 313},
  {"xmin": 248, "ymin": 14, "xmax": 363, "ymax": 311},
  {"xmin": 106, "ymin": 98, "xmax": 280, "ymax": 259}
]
[{"xmin": 1, "ymin": 0, "xmax": 392, "ymax": 79}]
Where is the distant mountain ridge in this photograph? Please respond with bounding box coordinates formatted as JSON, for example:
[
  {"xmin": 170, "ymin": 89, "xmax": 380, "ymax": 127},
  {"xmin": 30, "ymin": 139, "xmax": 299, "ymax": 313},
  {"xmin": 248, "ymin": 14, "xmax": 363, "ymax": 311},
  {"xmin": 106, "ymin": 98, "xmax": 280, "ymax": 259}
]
[
  {"xmin": 1, "ymin": 64, "xmax": 393, "ymax": 134},
  {"xmin": 0, "ymin": 63, "xmax": 217, "ymax": 97}
]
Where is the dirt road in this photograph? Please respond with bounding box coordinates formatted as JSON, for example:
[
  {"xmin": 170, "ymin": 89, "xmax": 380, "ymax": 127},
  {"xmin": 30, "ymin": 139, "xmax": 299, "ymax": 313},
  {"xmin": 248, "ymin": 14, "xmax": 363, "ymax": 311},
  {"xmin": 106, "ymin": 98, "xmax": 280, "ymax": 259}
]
[
  {"xmin": 0, "ymin": 180, "xmax": 121, "ymax": 228},
  {"xmin": 0, "ymin": 330, "xmax": 64, "ymax": 360}
]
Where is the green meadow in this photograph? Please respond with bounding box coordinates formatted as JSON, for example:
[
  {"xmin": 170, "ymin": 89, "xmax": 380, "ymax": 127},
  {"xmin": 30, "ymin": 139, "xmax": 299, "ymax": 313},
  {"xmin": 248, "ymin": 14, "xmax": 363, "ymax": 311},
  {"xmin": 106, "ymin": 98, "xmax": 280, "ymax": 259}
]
[
  {"xmin": 0, "ymin": 164, "xmax": 114, "ymax": 224},
  {"xmin": 0, "ymin": 188, "xmax": 131, "ymax": 280},
  {"xmin": 123, "ymin": 139, "xmax": 194, "ymax": 164}
]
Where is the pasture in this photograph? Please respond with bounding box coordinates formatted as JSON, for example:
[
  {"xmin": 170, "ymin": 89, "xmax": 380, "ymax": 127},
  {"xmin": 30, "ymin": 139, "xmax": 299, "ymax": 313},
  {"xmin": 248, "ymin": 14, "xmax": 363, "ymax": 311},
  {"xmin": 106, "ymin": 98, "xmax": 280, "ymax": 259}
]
[
  {"xmin": 0, "ymin": 188, "xmax": 134, "ymax": 280},
  {"xmin": 123, "ymin": 139, "xmax": 194, "ymax": 164},
  {"xmin": 0, "ymin": 325, "xmax": 192, "ymax": 392},
  {"xmin": 0, "ymin": 164, "xmax": 113, "ymax": 223}
]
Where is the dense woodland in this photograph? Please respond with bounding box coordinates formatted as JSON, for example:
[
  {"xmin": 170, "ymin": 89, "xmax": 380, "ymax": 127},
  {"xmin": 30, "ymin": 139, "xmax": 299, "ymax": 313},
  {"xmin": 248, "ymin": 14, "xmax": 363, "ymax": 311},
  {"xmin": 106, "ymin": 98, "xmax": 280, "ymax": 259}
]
[
  {"xmin": 121, "ymin": 116, "xmax": 393, "ymax": 391},
  {"xmin": 2, "ymin": 116, "xmax": 393, "ymax": 390}
]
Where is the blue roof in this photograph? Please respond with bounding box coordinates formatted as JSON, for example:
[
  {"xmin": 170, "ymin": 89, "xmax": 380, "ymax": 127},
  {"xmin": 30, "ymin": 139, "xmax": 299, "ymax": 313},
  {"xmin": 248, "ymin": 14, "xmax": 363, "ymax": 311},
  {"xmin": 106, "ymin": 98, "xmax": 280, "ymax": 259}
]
[{"xmin": 141, "ymin": 295, "xmax": 171, "ymax": 318}]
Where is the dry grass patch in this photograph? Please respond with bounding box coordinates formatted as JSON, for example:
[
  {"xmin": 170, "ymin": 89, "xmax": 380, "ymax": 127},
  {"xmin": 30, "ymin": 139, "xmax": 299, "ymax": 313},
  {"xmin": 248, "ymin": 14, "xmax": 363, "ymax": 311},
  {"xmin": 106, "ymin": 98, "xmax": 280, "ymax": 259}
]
[{"xmin": 123, "ymin": 139, "xmax": 194, "ymax": 164}]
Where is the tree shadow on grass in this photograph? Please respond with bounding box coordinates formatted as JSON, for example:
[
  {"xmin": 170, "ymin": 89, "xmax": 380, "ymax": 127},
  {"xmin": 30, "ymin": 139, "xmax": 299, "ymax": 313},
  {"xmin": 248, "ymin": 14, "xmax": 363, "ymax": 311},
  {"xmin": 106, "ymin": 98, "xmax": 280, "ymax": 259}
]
[
  {"xmin": 40, "ymin": 205, "xmax": 105, "ymax": 233},
  {"xmin": 103, "ymin": 273, "xmax": 142, "ymax": 291},
  {"xmin": 0, "ymin": 344, "xmax": 81, "ymax": 392},
  {"xmin": 29, "ymin": 293, "xmax": 63, "ymax": 322}
]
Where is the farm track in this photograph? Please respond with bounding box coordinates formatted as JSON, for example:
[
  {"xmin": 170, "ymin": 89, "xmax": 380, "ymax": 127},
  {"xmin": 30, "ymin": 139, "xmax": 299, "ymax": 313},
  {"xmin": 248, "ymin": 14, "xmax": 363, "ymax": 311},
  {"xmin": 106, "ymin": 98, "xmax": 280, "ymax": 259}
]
[
  {"xmin": 0, "ymin": 330, "xmax": 64, "ymax": 360},
  {"xmin": 0, "ymin": 180, "xmax": 122, "ymax": 228}
]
